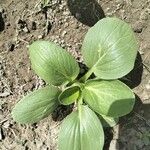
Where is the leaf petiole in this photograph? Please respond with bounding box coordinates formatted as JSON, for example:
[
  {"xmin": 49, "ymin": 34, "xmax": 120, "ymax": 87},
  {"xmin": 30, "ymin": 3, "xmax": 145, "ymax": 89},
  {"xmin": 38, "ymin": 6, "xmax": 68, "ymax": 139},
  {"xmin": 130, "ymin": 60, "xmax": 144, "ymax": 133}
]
[
  {"xmin": 79, "ymin": 68, "xmax": 94, "ymax": 83},
  {"xmin": 77, "ymin": 94, "xmax": 83, "ymax": 118}
]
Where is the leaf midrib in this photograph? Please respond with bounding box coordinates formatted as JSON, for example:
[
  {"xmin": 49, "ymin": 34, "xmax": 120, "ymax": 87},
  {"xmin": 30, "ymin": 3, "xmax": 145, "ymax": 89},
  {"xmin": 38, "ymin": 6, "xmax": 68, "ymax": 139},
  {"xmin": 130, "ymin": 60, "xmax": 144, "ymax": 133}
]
[
  {"xmin": 35, "ymin": 49, "xmax": 72, "ymax": 82},
  {"xmin": 92, "ymin": 34, "xmax": 134, "ymax": 71}
]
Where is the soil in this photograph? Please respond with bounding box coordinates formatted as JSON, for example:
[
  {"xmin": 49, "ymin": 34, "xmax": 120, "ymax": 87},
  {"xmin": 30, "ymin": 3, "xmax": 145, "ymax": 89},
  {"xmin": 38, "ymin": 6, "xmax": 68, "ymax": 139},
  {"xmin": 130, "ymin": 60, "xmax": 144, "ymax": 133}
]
[{"xmin": 0, "ymin": 0, "xmax": 150, "ymax": 150}]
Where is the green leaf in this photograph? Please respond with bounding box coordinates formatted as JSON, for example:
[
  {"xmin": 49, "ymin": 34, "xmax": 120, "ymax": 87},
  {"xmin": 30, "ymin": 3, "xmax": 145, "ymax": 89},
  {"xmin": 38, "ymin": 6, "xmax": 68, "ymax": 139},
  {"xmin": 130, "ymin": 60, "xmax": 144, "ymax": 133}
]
[
  {"xmin": 58, "ymin": 105, "xmax": 104, "ymax": 150},
  {"xmin": 29, "ymin": 41, "xmax": 79, "ymax": 86},
  {"xmin": 12, "ymin": 86, "xmax": 60, "ymax": 124},
  {"xmin": 82, "ymin": 17, "xmax": 138, "ymax": 79},
  {"xmin": 98, "ymin": 114, "xmax": 119, "ymax": 127},
  {"xmin": 59, "ymin": 86, "xmax": 80, "ymax": 105},
  {"xmin": 83, "ymin": 80, "xmax": 135, "ymax": 117},
  {"xmin": 42, "ymin": 0, "xmax": 50, "ymax": 6}
]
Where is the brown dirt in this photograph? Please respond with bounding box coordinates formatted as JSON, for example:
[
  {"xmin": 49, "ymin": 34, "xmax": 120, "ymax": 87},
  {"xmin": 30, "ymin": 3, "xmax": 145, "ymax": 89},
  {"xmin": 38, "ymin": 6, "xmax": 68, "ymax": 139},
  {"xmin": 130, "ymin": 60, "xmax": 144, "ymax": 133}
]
[{"xmin": 0, "ymin": 0, "xmax": 150, "ymax": 150}]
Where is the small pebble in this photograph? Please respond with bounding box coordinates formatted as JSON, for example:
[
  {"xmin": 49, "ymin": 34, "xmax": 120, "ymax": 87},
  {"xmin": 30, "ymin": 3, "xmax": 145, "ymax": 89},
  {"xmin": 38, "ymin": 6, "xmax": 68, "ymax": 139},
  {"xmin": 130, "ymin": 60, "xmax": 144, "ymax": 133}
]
[
  {"xmin": 62, "ymin": 30, "xmax": 67, "ymax": 37},
  {"xmin": 3, "ymin": 120, "xmax": 10, "ymax": 129},
  {"xmin": 5, "ymin": 42, "xmax": 15, "ymax": 51},
  {"xmin": 133, "ymin": 22, "xmax": 144, "ymax": 33},
  {"xmin": 38, "ymin": 35, "xmax": 43, "ymax": 39},
  {"xmin": 0, "ymin": 6, "xmax": 4, "ymax": 13},
  {"xmin": 6, "ymin": 22, "xmax": 10, "ymax": 26},
  {"xmin": 145, "ymin": 84, "xmax": 150, "ymax": 90},
  {"xmin": 0, "ymin": 91, "xmax": 10, "ymax": 97},
  {"xmin": 23, "ymin": 26, "xmax": 29, "ymax": 33},
  {"xmin": 63, "ymin": 11, "xmax": 70, "ymax": 16},
  {"xmin": 64, "ymin": 22, "xmax": 69, "ymax": 28}
]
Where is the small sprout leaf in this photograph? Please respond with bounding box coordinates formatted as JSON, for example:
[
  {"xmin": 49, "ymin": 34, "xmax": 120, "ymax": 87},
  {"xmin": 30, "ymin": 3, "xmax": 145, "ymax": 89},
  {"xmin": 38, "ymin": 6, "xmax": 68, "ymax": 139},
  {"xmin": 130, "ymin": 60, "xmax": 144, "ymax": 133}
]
[
  {"xmin": 58, "ymin": 105, "xmax": 104, "ymax": 150},
  {"xmin": 29, "ymin": 41, "xmax": 79, "ymax": 86},
  {"xmin": 42, "ymin": 0, "xmax": 50, "ymax": 7},
  {"xmin": 83, "ymin": 80, "xmax": 135, "ymax": 117},
  {"xmin": 82, "ymin": 17, "xmax": 138, "ymax": 79},
  {"xmin": 59, "ymin": 86, "xmax": 80, "ymax": 105},
  {"xmin": 12, "ymin": 85, "xmax": 60, "ymax": 124}
]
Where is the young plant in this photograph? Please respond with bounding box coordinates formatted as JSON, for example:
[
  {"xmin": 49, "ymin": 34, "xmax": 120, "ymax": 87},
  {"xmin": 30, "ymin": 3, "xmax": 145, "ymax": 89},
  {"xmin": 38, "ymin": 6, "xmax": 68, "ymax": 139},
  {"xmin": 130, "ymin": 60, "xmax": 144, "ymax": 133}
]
[
  {"xmin": 12, "ymin": 17, "xmax": 138, "ymax": 150},
  {"xmin": 41, "ymin": 0, "xmax": 51, "ymax": 8}
]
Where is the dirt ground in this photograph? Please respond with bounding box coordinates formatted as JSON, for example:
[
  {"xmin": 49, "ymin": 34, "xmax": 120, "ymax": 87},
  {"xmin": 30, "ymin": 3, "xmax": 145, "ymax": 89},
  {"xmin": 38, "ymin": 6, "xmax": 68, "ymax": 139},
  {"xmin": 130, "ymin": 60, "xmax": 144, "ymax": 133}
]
[{"xmin": 0, "ymin": 0, "xmax": 150, "ymax": 150}]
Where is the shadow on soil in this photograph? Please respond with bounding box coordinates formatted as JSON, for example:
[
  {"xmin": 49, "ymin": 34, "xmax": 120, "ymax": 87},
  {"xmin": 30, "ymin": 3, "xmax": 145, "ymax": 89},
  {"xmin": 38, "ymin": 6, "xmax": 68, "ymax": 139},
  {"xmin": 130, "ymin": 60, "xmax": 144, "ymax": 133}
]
[
  {"xmin": 117, "ymin": 95, "xmax": 150, "ymax": 149},
  {"xmin": 52, "ymin": 105, "xmax": 74, "ymax": 121},
  {"xmin": 120, "ymin": 52, "xmax": 143, "ymax": 89},
  {"xmin": 0, "ymin": 12, "xmax": 5, "ymax": 31},
  {"xmin": 67, "ymin": 0, "xmax": 105, "ymax": 26}
]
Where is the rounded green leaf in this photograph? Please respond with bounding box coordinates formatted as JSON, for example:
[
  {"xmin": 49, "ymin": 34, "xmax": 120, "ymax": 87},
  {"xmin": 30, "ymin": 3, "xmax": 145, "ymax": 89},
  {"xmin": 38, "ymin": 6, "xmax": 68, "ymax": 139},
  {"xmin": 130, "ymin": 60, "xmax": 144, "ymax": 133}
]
[
  {"xmin": 12, "ymin": 86, "xmax": 60, "ymax": 124},
  {"xmin": 83, "ymin": 80, "xmax": 135, "ymax": 117},
  {"xmin": 29, "ymin": 41, "xmax": 79, "ymax": 86},
  {"xmin": 58, "ymin": 105, "xmax": 104, "ymax": 150},
  {"xmin": 59, "ymin": 86, "xmax": 80, "ymax": 105},
  {"xmin": 82, "ymin": 17, "xmax": 138, "ymax": 79},
  {"xmin": 98, "ymin": 114, "xmax": 119, "ymax": 128}
]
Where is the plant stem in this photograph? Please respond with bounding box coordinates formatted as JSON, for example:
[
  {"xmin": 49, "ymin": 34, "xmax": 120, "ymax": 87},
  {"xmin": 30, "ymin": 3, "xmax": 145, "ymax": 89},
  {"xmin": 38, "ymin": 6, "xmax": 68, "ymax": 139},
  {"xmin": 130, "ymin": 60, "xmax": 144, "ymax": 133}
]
[
  {"xmin": 77, "ymin": 95, "xmax": 83, "ymax": 116},
  {"xmin": 78, "ymin": 95, "xmax": 83, "ymax": 106},
  {"xmin": 79, "ymin": 68, "xmax": 93, "ymax": 83},
  {"xmin": 67, "ymin": 79, "xmax": 78, "ymax": 87}
]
